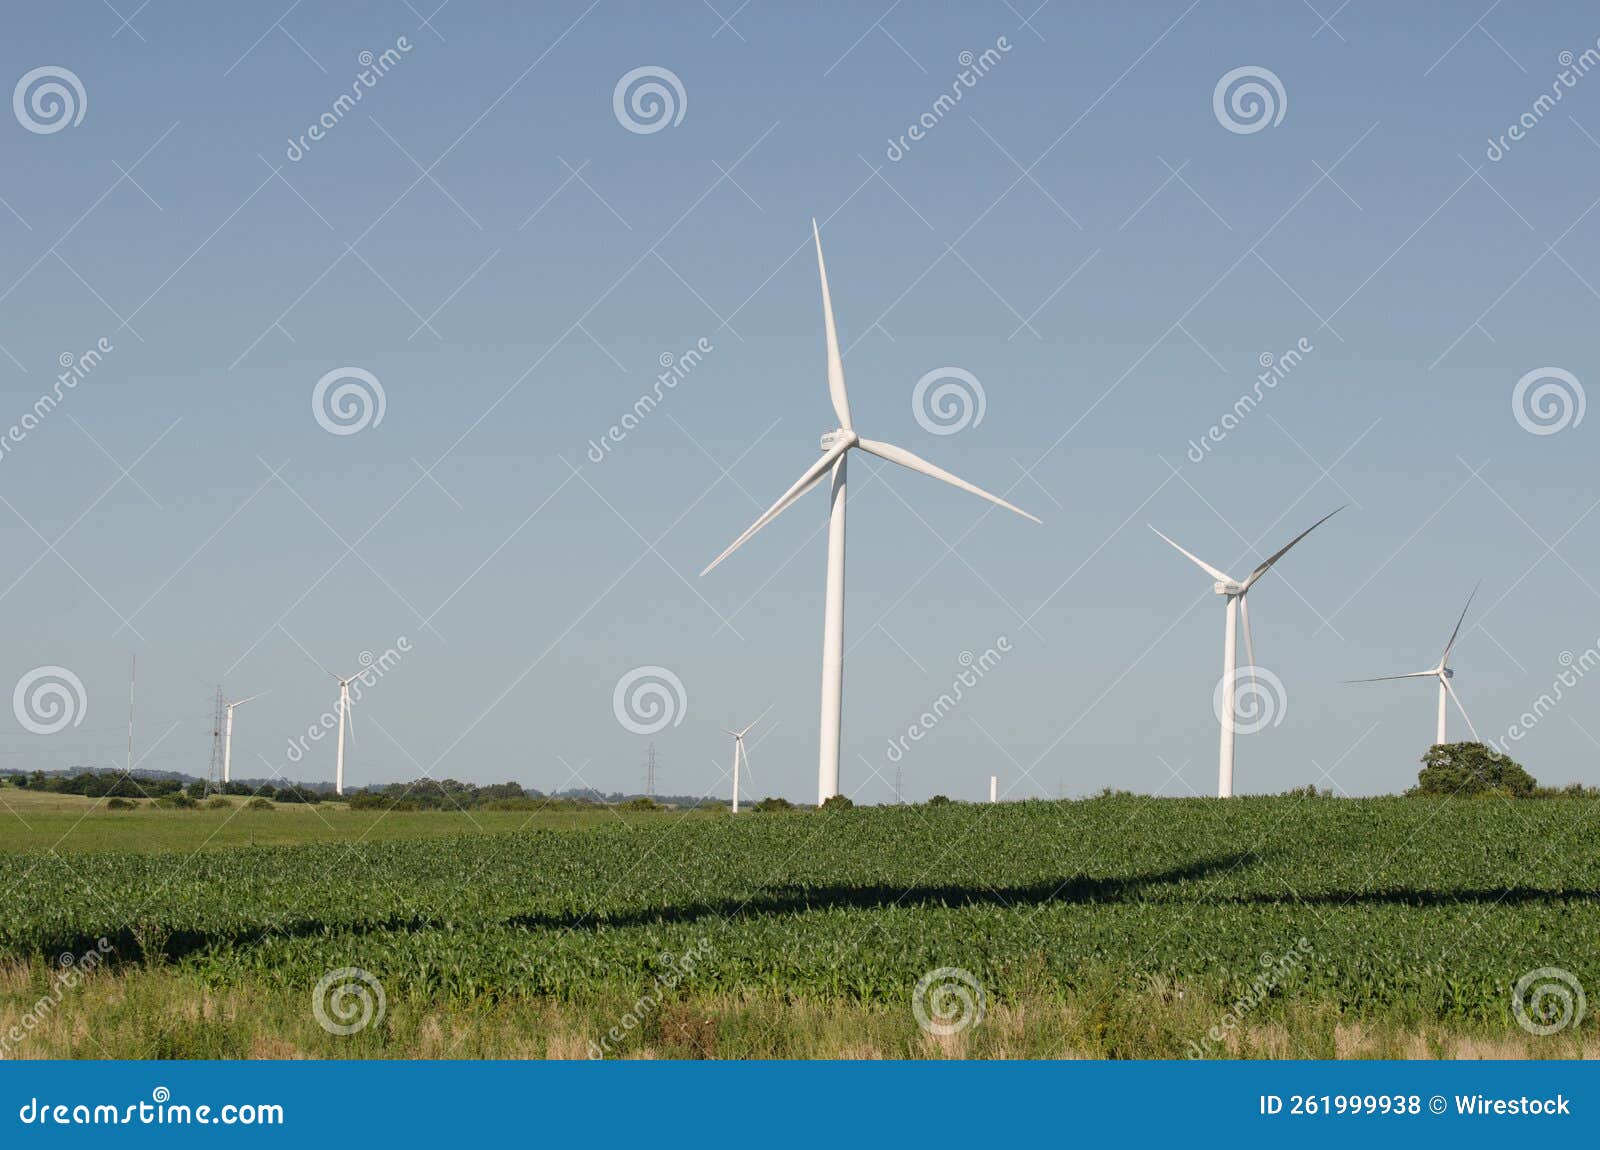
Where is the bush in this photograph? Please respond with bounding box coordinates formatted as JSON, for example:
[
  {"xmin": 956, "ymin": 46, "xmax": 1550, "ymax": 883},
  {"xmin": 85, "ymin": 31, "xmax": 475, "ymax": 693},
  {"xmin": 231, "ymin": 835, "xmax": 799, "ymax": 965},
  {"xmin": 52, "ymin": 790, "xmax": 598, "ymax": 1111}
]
[
  {"xmin": 203, "ymin": 796, "xmax": 232, "ymax": 810},
  {"xmin": 1409, "ymin": 742, "xmax": 1536, "ymax": 798},
  {"xmin": 245, "ymin": 797, "xmax": 274, "ymax": 811},
  {"xmin": 621, "ymin": 797, "xmax": 659, "ymax": 811},
  {"xmin": 925, "ymin": 794, "xmax": 952, "ymax": 807},
  {"xmin": 105, "ymin": 797, "xmax": 137, "ymax": 810},
  {"xmin": 156, "ymin": 792, "xmax": 197, "ymax": 809},
  {"xmin": 820, "ymin": 794, "xmax": 854, "ymax": 811},
  {"xmin": 753, "ymin": 796, "xmax": 795, "ymax": 812}
]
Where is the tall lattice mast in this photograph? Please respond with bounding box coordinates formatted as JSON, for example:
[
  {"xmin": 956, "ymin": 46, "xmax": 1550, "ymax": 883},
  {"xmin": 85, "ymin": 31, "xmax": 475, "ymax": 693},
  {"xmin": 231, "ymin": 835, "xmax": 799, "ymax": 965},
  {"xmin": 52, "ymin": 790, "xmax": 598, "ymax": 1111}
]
[
  {"xmin": 644, "ymin": 742, "xmax": 658, "ymax": 799},
  {"xmin": 207, "ymin": 686, "xmax": 226, "ymax": 794}
]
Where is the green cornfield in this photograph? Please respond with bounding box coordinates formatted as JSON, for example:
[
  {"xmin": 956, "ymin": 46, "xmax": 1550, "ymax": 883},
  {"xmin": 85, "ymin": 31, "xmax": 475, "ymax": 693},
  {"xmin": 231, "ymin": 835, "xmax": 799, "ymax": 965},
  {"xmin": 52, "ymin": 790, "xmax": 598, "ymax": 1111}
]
[{"xmin": 3, "ymin": 795, "xmax": 1597, "ymax": 1032}]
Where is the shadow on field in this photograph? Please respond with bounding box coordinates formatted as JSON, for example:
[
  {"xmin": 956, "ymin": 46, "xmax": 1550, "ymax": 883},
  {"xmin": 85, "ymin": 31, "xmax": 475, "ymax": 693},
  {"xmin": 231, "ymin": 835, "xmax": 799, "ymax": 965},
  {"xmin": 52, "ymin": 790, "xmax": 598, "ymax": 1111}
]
[{"xmin": 51, "ymin": 852, "xmax": 1599, "ymax": 966}]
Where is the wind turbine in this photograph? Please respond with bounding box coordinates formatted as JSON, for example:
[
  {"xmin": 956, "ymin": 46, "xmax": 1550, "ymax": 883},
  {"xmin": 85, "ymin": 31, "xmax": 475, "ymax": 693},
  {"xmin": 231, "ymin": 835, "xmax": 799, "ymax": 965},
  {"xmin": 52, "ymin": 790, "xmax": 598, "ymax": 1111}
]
[
  {"xmin": 722, "ymin": 704, "xmax": 772, "ymax": 813},
  {"xmin": 1345, "ymin": 583, "xmax": 1481, "ymax": 745},
  {"xmin": 330, "ymin": 668, "xmax": 364, "ymax": 796},
  {"xmin": 701, "ymin": 221, "xmax": 1040, "ymax": 807},
  {"xmin": 1149, "ymin": 507, "xmax": 1342, "ymax": 798},
  {"xmin": 222, "ymin": 691, "xmax": 266, "ymax": 785}
]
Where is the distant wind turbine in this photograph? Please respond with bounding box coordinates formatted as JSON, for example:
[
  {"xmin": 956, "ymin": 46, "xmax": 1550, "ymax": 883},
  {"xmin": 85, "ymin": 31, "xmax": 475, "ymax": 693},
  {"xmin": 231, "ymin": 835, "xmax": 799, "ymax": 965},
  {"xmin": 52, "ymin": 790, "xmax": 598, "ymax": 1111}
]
[
  {"xmin": 222, "ymin": 691, "xmax": 266, "ymax": 785},
  {"xmin": 1149, "ymin": 508, "xmax": 1343, "ymax": 797},
  {"xmin": 723, "ymin": 704, "xmax": 773, "ymax": 814},
  {"xmin": 702, "ymin": 221, "xmax": 1040, "ymax": 807},
  {"xmin": 1345, "ymin": 583, "xmax": 1481, "ymax": 745},
  {"xmin": 331, "ymin": 668, "xmax": 364, "ymax": 796}
]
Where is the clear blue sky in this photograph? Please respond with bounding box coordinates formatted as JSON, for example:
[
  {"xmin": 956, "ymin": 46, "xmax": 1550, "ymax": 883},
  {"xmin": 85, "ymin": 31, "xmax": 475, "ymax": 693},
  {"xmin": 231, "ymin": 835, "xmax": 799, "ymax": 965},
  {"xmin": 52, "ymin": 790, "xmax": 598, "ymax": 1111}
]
[{"xmin": 1, "ymin": 1, "xmax": 1597, "ymax": 803}]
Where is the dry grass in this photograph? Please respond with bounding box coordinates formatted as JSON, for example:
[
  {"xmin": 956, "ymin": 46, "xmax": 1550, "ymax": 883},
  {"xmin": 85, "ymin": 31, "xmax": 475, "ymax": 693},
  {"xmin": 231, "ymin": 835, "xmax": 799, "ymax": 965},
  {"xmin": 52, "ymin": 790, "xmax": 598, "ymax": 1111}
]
[{"xmin": 0, "ymin": 962, "xmax": 1592, "ymax": 1060}]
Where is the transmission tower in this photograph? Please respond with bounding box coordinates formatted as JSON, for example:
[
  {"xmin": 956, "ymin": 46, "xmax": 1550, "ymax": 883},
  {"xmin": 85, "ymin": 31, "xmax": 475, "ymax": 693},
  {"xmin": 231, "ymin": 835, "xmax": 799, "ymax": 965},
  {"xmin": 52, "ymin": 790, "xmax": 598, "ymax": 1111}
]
[
  {"xmin": 207, "ymin": 686, "xmax": 226, "ymax": 795},
  {"xmin": 644, "ymin": 742, "xmax": 658, "ymax": 798}
]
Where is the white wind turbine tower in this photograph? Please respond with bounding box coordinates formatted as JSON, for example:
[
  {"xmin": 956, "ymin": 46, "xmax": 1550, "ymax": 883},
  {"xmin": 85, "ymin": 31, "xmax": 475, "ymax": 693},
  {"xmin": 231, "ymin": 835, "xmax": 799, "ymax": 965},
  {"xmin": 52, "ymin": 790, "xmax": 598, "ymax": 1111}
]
[
  {"xmin": 723, "ymin": 704, "xmax": 773, "ymax": 814},
  {"xmin": 1345, "ymin": 583, "xmax": 1481, "ymax": 746},
  {"xmin": 703, "ymin": 221, "xmax": 1040, "ymax": 807},
  {"xmin": 1149, "ymin": 507, "xmax": 1342, "ymax": 798},
  {"xmin": 330, "ymin": 667, "xmax": 364, "ymax": 796},
  {"xmin": 222, "ymin": 691, "xmax": 266, "ymax": 785}
]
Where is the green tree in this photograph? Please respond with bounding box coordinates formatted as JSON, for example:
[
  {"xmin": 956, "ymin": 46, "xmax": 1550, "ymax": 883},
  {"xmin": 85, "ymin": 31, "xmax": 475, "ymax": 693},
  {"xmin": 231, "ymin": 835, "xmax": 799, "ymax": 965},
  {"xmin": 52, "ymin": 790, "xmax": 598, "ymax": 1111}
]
[{"xmin": 1409, "ymin": 742, "xmax": 1536, "ymax": 798}]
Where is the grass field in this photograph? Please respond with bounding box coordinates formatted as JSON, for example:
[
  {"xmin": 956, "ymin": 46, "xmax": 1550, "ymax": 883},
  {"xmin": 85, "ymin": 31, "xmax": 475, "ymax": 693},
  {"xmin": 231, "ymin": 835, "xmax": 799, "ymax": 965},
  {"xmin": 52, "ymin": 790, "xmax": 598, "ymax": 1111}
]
[
  {"xmin": 1, "ymin": 795, "xmax": 1596, "ymax": 1059},
  {"xmin": 0, "ymin": 787, "xmax": 696, "ymax": 853}
]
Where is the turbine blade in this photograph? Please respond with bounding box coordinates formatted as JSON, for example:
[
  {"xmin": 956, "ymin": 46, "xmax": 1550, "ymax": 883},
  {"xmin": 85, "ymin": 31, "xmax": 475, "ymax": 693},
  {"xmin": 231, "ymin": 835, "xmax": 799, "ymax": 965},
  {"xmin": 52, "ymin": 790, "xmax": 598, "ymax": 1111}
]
[
  {"xmin": 813, "ymin": 219, "xmax": 852, "ymax": 430},
  {"xmin": 701, "ymin": 443, "xmax": 848, "ymax": 576},
  {"xmin": 1342, "ymin": 671, "xmax": 1440, "ymax": 683},
  {"xmin": 856, "ymin": 438, "xmax": 1040, "ymax": 523},
  {"xmin": 1440, "ymin": 580, "xmax": 1481, "ymax": 666},
  {"xmin": 1148, "ymin": 525, "xmax": 1233, "ymax": 583},
  {"xmin": 1241, "ymin": 506, "xmax": 1344, "ymax": 591},
  {"xmin": 737, "ymin": 702, "xmax": 775, "ymax": 738},
  {"xmin": 1442, "ymin": 677, "xmax": 1480, "ymax": 742},
  {"xmin": 232, "ymin": 691, "xmax": 267, "ymax": 708}
]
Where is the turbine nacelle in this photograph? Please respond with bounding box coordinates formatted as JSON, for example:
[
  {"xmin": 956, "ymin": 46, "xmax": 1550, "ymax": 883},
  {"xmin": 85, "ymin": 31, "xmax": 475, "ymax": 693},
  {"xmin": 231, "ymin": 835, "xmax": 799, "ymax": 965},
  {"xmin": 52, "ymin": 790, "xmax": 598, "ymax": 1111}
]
[
  {"xmin": 820, "ymin": 428, "xmax": 857, "ymax": 452},
  {"xmin": 1213, "ymin": 580, "xmax": 1244, "ymax": 596}
]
